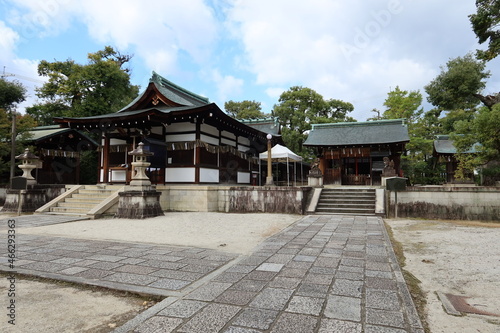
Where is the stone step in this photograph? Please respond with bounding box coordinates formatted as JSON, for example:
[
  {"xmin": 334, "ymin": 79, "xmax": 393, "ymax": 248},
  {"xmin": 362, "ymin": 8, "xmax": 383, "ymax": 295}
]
[
  {"xmin": 315, "ymin": 207, "xmax": 376, "ymax": 214},
  {"xmin": 56, "ymin": 202, "xmax": 96, "ymax": 209},
  {"xmin": 320, "ymin": 195, "xmax": 375, "ymax": 200},
  {"xmin": 319, "ymin": 198, "xmax": 375, "ymax": 203},
  {"xmin": 49, "ymin": 206, "xmax": 89, "ymax": 214},
  {"xmin": 64, "ymin": 197, "xmax": 104, "ymax": 204},
  {"xmin": 77, "ymin": 189, "xmax": 115, "ymax": 195},
  {"xmin": 317, "ymin": 203, "xmax": 375, "ymax": 209}
]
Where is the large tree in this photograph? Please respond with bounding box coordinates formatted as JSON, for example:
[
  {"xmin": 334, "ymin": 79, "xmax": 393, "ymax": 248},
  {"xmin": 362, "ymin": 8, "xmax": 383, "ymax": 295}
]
[
  {"xmin": 27, "ymin": 46, "xmax": 139, "ymax": 124},
  {"xmin": 0, "ymin": 79, "xmax": 37, "ymax": 182},
  {"xmin": 272, "ymin": 86, "xmax": 354, "ymax": 157},
  {"xmin": 424, "ymin": 54, "xmax": 491, "ymax": 111},
  {"xmin": 224, "ymin": 100, "xmax": 265, "ymax": 119},
  {"xmin": 470, "ymin": 0, "xmax": 500, "ymax": 61}
]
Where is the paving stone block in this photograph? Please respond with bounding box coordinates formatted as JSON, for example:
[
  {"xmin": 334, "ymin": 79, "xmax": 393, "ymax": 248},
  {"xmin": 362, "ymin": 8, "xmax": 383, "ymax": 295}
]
[
  {"xmin": 332, "ymin": 278, "xmax": 363, "ymax": 298},
  {"xmin": 74, "ymin": 268, "xmax": 115, "ymax": 280},
  {"xmin": 268, "ymin": 276, "xmax": 301, "ymax": 289},
  {"xmin": 231, "ymin": 279, "xmax": 268, "ymax": 292},
  {"xmin": 249, "ymin": 288, "xmax": 294, "ymax": 311},
  {"xmin": 366, "ymin": 308, "xmax": 405, "ymax": 328},
  {"xmin": 118, "ymin": 258, "xmax": 147, "ymax": 265},
  {"xmin": 366, "ymin": 289, "xmax": 401, "ymax": 311},
  {"xmin": 256, "ymin": 263, "xmax": 284, "ymax": 272},
  {"xmin": 178, "ymin": 303, "xmax": 241, "ymax": 333},
  {"xmin": 104, "ymin": 272, "xmax": 158, "ymax": 285},
  {"xmin": 318, "ymin": 319, "xmax": 362, "ymax": 333},
  {"xmin": 366, "ymin": 277, "xmax": 398, "ymax": 290},
  {"xmin": 223, "ymin": 327, "xmax": 262, "ymax": 333},
  {"xmin": 213, "ymin": 272, "xmax": 246, "ymax": 283},
  {"xmin": 158, "ymin": 300, "xmax": 207, "ymax": 318},
  {"xmin": 86, "ymin": 254, "xmax": 127, "ymax": 262},
  {"xmin": 296, "ymin": 283, "xmax": 329, "ymax": 298},
  {"xmin": 303, "ymin": 273, "xmax": 333, "ymax": 285},
  {"xmin": 286, "ymin": 296, "xmax": 324, "ymax": 316},
  {"xmin": 232, "ymin": 308, "xmax": 279, "ymax": 330},
  {"xmin": 226, "ymin": 265, "xmax": 256, "ymax": 274},
  {"xmin": 149, "ymin": 269, "xmax": 202, "ymax": 281},
  {"xmin": 245, "ymin": 270, "xmax": 277, "ymax": 281},
  {"xmin": 186, "ymin": 282, "xmax": 232, "ymax": 301},
  {"xmin": 215, "ymin": 289, "xmax": 257, "ymax": 306},
  {"xmin": 270, "ymin": 313, "xmax": 318, "ymax": 333},
  {"xmin": 133, "ymin": 315, "xmax": 183, "ymax": 333},
  {"xmin": 19, "ymin": 261, "xmax": 68, "ymax": 273},
  {"xmin": 57, "ymin": 266, "xmax": 89, "ymax": 275},
  {"xmin": 148, "ymin": 278, "xmax": 191, "ymax": 290},
  {"xmin": 278, "ymin": 267, "xmax": 307, "ymax": 278},
  {"xmin": 142, "ymin": 259, "xmax": 187, "ymax": 270},
  {"xmin": 324, "ymin": 295, "xmax": 361, "ymax": 322},
  {"xmin": 88, "ymin": 261, "xmax": 124, "ymax": 270},
  {"xmin": 365, "ymin": 325, "xmax": 408, "ymax": 333}
]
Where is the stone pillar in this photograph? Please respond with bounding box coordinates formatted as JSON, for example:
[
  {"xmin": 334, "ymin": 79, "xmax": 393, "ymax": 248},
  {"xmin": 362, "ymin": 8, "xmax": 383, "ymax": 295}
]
[{"xmin": 115, "ymin": 142, "xmax": 164, "ymax": 219}]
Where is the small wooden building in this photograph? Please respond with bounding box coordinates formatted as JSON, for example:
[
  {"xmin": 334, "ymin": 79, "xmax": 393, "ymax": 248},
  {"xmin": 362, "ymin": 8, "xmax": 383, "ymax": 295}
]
[
  {"xmin": 433, "ymin": 135, "xmax": 477, "ymax": 183},
  {"xmin": 54, "ymin": 72, "xmax": 277, "ymax": 185},
  {"xmin": 304, "ymin": 119, "xmax": 409, "ymax": 185},
  {"xmin": 24, "ymin": 125, "xmax": 98, "ymax": 184}
]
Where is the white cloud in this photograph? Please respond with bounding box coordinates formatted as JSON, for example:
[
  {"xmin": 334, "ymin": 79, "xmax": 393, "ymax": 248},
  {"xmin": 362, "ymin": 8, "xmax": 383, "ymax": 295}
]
[{"xmin": 209, "ymin": 69, "xmax": 244, "ymax": 103}]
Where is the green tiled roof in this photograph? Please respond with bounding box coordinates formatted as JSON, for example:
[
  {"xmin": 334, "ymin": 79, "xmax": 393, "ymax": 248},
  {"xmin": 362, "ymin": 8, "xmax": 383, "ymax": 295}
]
[
  {"xmin": 240, "ymin": 117, "xmax": 280, "ymax": 135},
  {"xmin": 433, "ymin": 135, "xmax": 479, "ymax": 154},
  {"xmin": 118, "ymin": 72, "xmax": 209, "ymax": 112},
  {"xmin": 304, "ymin": 119, "xmax": 410, "ymax": 146},
  {"xmin": 22, "ymin": 125, "xmax": 98, "ymax": 146}
]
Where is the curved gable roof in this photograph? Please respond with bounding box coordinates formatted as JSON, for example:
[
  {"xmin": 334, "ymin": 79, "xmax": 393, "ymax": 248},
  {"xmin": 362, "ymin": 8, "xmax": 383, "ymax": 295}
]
[
  {"xmin": 304, "ymin": 119, "xmax": 410, "ymax": 147},
  {"xmin": 118, "ymin": 72, "xmax": 209, "ymax": 112}
]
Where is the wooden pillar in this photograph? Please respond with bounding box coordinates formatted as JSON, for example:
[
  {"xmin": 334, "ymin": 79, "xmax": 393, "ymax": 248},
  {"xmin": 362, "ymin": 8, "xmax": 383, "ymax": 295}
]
[
  {"xmin": 103, "ymin": 133, "xmax": 110, "ymax": 183},
  {"xmin": 195, "ymin": 120, "xmax": 200, "ymax": 183}
]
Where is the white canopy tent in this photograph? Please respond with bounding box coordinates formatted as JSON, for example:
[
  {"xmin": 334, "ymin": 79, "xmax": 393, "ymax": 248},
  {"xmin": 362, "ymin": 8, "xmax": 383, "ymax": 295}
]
[{"xmin": 259, "ymin": 144, "xmax": 303, "ymax": 186}]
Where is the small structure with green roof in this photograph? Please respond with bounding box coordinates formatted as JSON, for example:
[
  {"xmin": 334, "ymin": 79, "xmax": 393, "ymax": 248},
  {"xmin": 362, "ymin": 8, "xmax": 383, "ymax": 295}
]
[{"xmin": 304, "ymin": 119, "xmax": 409, "ymax": 185}]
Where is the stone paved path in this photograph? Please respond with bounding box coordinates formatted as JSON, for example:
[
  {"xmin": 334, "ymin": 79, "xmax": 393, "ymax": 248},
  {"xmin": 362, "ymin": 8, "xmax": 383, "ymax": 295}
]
[{"xmin": 0, "ymin": 214, "xmax": 423, "ymax": 332}]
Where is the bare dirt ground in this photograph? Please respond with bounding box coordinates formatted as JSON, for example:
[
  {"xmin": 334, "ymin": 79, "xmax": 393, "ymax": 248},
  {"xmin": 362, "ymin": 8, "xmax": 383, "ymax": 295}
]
[{"xmin": 386, "ymin": 218, "xmax": 500, "ymax": 333}]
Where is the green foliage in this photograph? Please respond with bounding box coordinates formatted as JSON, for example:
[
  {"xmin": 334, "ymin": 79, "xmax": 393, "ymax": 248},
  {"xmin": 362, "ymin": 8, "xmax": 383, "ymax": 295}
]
[
  {"xmin": 0, "ymin": 79, "xmax": 26, "ymax": 110},
  {"xmin": 453, "ymin": 104, "xmax": 500, "ymax": 166},
  {"xmin": 424, "ymin": 54, "xmax": 489, "ymax": 110},
  {"xmin": 27, "ymin": 46, "xmax": 139, "ymax": 124},
  {"xmin": 272, "ymin": 86, "xmax": 354, "ymax": 158},
  {"xmin": 470, "ymin": 0, "xmax": 500, "ymax": 61},
  {"xmin": 481, "ymin": 163, "xmax": 500, "ymax": 185},
  {"xmin": 224, "ymin": 100, "xmax": 265, "ymax": 119},
  {"xmin": 382, "ymin": 86, "xmax": 423, "ymax": 123}
]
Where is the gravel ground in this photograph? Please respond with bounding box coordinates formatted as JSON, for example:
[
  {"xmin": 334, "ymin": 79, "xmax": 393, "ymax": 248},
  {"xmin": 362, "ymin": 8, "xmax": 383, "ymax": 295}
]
[{"xmin": 386, "ymin": 219, "xmax": 500, "ymax": 333}]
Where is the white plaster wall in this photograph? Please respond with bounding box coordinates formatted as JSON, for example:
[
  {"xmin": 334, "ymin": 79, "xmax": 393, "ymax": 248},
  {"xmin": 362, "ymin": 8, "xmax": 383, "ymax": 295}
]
[
  {"xmin": 165, "ymin": 168, "xmax": 195, "ymax": 182},
  {"xmin": 237, "ymin": 171, "xmax": 251, "ymax": 184},
  {"xmin": 165, "ymin": 133, "xmax": 196, "ymax": 142},
  {"xmin": 221, "ymin": 130, "xmax": 236, "ymax": 139},
  {"xmin": 168, "ymin": 123, "xmax": 196, "ymax": 132},
  {"xmin": 200, "ymin": 168, "xmax": 219, "ymax": 183},
  {"xmin": 200, "ymin": 134, "xmax": 219, "ymax": 146},
  {"xmin": 221, "ymin": 138, "xmax": 236, "ymax": 147},
  {"xmin": 201, "ymin": 124, "xmax": 219, "ymax": 136},
  {"xmin": 109, "ymin": 169, "xmax": 126, "ymax": 182}
]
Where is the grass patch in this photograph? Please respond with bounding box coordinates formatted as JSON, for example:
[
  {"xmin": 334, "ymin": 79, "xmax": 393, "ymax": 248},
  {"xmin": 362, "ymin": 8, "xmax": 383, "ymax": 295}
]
[{"xmin": 385, "ymin": 221, "xmax": 430, "ymax": 333}]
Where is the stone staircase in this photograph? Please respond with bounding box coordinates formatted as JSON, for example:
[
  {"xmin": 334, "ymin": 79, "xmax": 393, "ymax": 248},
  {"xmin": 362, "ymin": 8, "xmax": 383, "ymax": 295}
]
[
  {"xmin": 315, "ymin": 188, "xmax": 376, "ymax": 215},
  {"xmin": 36, "ymin": 185, "xmax": 123, "ymax": 217}
]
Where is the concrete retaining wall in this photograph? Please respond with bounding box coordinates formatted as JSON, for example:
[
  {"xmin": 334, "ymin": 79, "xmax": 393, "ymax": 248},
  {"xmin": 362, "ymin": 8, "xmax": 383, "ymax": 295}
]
[
  {"xmin": 388, "ymin": 186, "xmax": 500, "ymax": 221},
  {"xmin": 156, "ymin": 185, "xmax": 312, "ymax": 215}
]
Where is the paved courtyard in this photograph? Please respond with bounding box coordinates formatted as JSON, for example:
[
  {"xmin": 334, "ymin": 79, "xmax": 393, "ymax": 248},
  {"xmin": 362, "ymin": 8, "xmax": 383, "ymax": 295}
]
[{"xmin": 0, "ymin": 214, "xmax": 423, "ymax": 332}]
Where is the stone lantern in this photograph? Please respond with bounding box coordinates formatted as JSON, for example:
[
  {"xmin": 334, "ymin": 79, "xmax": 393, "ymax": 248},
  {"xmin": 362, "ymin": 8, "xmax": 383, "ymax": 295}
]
[
  {"xmin": 16, "ymin": 148, "xmax": 39, "ymax": 185},
  {"xmin": 128, "ymin": 142, "xmax": 153, "ymax": 187},
  {"xmin": 115, "ymin": 142, "xmax": 164, "ymax": 219}
]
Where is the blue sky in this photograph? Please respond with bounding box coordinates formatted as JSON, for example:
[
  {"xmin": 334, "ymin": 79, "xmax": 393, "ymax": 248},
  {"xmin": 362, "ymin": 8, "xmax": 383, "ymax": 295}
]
[{"xmin": 1, "ymin": 0, "xmax": 499, "ymax": 121}]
